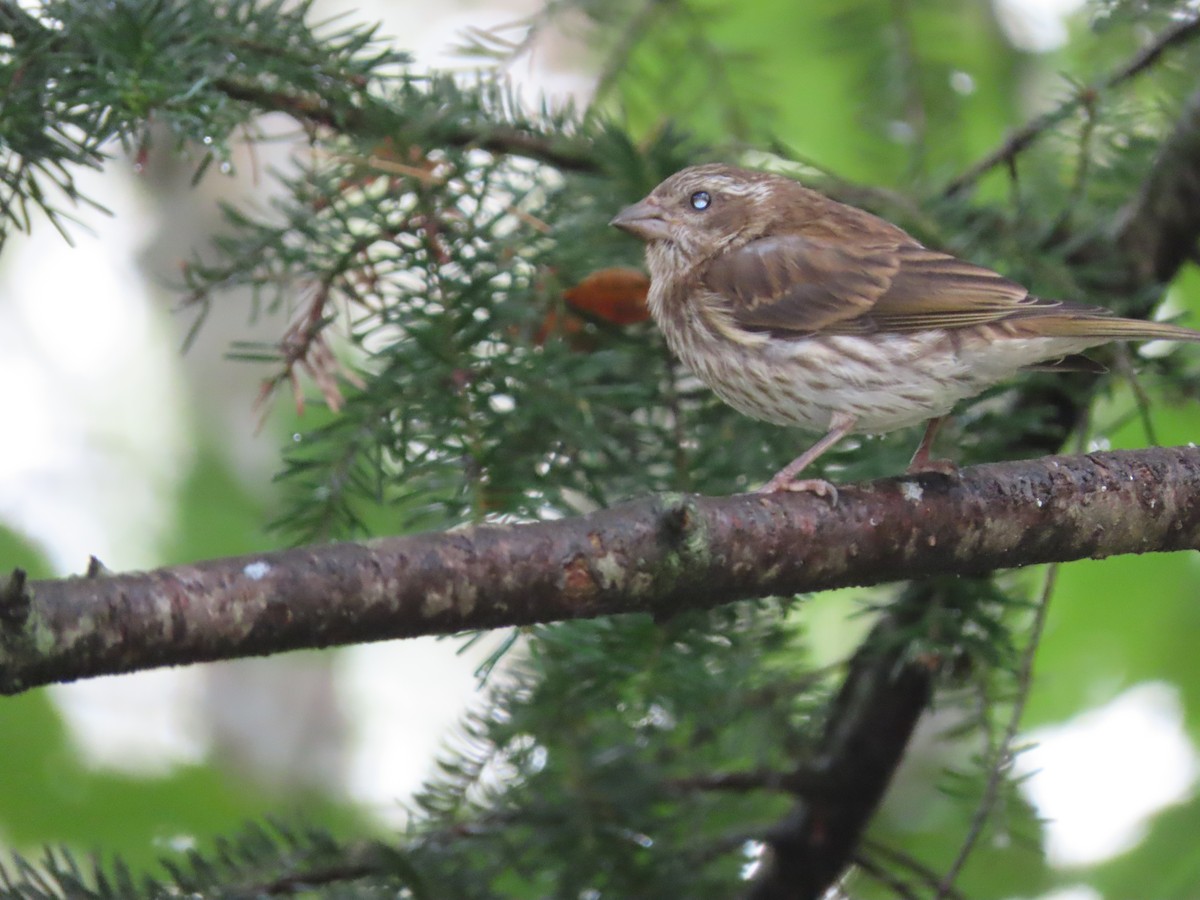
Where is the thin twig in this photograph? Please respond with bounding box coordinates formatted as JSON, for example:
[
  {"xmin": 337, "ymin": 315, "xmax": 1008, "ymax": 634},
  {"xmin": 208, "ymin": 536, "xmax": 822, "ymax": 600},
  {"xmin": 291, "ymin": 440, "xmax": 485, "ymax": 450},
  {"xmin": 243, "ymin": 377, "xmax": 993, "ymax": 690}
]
[
  {"xmin": 688, "ymin": 830, "xmax": 766, "ymax": 868},
  {"xmin": 239, "ymin": 843, "xmax": 390, "ymax": 896},
  {"xmin": 1050, "ymin": 92, "xmax": 1098, "ymax": 237},
  {"xmin": 943, "ymin": 13, "xmax": 1200, "ymax": 197},
  {"xmin": 669, "ymin": 767, "xmax": 841, "ymax": 798},
  {"xmin": 861, "ymin": 839, "xmax": 966, "ymax": 900},
  {"xmin": 675, "ymin": 1, "xmax": 756, "ymax": 140},
  {"xmin": 851, "ymin": 852, "xmax": 922, "ymax": 900},
  {"xmin": 213, "ymin": 77, "xmax": 600, "ymax": 174},
  {"xmin": 1113, "ymin": 344, "xmax": 1161, "ymax": 447},
  {"xmin": 589, "ymin": 0, "xmax": 669, "ymax": 110},
  {"xmin": 936, "ymin": 565, "xmax": 1059, "ymax": 897}
]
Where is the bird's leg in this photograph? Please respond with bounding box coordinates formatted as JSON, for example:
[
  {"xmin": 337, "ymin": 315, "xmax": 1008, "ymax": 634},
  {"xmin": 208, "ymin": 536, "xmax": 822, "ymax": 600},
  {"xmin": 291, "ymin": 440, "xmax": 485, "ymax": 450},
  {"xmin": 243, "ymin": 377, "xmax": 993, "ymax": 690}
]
[
  {"xmin": 759, "ymin": 412, "xmax": 857, "ymax": 498},
  {"xmin": 905, "ymin": 416, "xmax": 957, "ymax": 475}
]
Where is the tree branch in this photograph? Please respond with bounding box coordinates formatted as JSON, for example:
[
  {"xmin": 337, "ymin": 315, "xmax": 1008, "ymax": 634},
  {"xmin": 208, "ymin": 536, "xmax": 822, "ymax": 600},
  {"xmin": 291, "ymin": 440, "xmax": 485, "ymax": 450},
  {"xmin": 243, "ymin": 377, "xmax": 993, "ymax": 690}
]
[
  {"xmin": 746, "ymin": 590, "xmax": 934, "ymax": 900},
  {"xmin": 1114, "ymin": 84, "xmax": 1200, "ymax": 286},
  {"xmin": 942, "ymin": 13, "xmax": 1200, "ymax": 197},
  {"xmin": 212, "ymin": 76, "xmax": 602, "ymax": 174},
  {"xmin": 3, "ymin": 447, "xmax": 1199, "ymax": 695}
]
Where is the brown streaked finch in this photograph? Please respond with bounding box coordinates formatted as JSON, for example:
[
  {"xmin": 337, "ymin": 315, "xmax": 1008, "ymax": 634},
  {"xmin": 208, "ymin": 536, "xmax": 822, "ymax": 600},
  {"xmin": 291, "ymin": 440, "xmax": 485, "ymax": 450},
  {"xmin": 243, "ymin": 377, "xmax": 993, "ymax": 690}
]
[{"xmin": 610, "ymin": 163, "xmax": 1200, "ymax": 495}]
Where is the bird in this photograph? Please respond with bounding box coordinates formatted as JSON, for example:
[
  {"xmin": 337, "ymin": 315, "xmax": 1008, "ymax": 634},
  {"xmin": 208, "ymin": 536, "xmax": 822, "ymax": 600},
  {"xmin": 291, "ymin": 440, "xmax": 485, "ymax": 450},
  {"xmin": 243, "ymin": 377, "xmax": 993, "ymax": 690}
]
[{"xmin": 609, "ymin": 163, "xmax": 1200, "ymax": 495}]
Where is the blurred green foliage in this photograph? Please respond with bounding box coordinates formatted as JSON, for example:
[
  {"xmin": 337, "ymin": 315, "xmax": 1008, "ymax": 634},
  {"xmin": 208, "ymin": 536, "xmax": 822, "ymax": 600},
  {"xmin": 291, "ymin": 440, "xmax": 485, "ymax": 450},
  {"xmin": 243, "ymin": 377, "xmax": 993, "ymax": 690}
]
[{"xmin": 2, "ymin": 0, "xmax": 1199, "ymax": 897}]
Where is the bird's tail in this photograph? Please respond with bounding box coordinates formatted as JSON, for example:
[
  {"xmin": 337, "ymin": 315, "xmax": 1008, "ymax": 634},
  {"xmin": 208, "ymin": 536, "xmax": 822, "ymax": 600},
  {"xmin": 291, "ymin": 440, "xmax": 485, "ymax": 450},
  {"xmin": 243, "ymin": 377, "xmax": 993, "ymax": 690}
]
[{"xmin": 1027, "ymin": 315, "xmax": 1200, "ymax": 343}]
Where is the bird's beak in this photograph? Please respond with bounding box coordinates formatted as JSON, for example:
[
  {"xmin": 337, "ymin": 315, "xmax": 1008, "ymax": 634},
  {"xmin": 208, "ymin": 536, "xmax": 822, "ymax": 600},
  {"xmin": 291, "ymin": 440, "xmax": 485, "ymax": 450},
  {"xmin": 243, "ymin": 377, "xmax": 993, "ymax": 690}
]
[{"xmin": 610, "ymin": 198, "xmax": 672, "ymax": 242}]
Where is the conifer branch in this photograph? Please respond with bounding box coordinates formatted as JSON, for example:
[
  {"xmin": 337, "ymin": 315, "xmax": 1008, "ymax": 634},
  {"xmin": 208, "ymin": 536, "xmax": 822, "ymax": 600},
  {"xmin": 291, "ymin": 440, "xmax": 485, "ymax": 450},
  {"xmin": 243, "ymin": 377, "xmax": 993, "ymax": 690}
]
[
  {"xmin": 212, "ymin": 76, "xmax": 601, "ymax": 173},
  {"xmin": 943, "ymin": 12, "xmax": 1200, "ymax": 197},
  {"xmin": 747, "ymin": 594, "xmax": 934, "ymax": 899},
  {"xmin": 3, "ymin": 447, "xmax": 1200, "ymax": 696}
]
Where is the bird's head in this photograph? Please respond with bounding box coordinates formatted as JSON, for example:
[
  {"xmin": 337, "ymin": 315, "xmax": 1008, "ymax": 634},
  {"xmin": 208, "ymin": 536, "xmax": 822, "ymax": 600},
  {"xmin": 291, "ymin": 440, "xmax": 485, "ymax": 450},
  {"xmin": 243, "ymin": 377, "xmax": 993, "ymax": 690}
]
[{"xmin": 610, "ymin": 164, "xmax": 792, "ymax": 264}]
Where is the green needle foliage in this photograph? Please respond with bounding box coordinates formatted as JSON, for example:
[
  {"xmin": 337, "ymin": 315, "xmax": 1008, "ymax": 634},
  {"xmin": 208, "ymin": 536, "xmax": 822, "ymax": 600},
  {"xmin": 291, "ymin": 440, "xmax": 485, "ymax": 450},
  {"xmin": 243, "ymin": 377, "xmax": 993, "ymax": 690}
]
[
  {"xmin": 4, "ymin": 0, "xmax": 1200, "ymax": 897},
  {"xmin": 0, "ymin": 0, "xmax": 407, "ymax": 240}
]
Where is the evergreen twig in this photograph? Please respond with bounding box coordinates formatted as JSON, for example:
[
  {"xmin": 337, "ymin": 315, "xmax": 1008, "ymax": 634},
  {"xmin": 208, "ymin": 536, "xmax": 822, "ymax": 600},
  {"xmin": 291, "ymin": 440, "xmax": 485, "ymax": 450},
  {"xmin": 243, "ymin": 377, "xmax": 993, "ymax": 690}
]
[{"xmin": 943, "ymin": 12, "xmax": 1200, "ymax": 197}]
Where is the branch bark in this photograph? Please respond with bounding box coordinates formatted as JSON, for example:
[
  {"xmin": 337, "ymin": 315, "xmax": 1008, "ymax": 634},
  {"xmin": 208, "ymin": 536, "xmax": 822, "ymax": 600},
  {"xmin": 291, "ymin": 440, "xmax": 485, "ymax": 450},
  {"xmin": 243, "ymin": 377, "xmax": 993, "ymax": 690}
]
[
  {"xmin": 3, "ymin": 447, "xmax": 1199, "ymax": 696},
  {"xmin": 748, "ymin": 594, "xmax": 934, "ymax": 900},
  {"xmin": 749, "ymin": 576, "xmax": 991, "ymax": 899}
]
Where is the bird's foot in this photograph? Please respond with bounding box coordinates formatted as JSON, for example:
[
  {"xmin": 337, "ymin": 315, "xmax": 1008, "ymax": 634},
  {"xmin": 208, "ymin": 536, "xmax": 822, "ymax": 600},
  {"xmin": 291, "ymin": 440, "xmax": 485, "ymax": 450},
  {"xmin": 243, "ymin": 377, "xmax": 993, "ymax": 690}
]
[
  {"xmin": 905, "ymin": 457, "xmax": 958, "ymax": 477},
  {"xmin": 757, "ymin": 475, "xmax": 839, "ymax": 505},
  {"xmin": 906, "ymin": 418, "xmax": 957, "ymax": 477}
]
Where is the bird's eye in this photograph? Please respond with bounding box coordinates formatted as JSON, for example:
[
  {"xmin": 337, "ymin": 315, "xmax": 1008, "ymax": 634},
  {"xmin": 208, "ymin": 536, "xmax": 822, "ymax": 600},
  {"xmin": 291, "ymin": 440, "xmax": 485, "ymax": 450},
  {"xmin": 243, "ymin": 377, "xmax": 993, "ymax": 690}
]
[{"xmin": 689, "ymin": 190, "xmax": 712, "ymax": 211}]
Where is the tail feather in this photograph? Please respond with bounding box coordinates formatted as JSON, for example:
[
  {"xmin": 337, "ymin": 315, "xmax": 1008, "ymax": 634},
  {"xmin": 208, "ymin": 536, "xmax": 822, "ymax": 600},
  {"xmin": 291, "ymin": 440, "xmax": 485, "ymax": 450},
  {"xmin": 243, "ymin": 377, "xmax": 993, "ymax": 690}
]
[{"xmin": 1020, "ymin": 315, "xmax": 1200, "ymax": 343}]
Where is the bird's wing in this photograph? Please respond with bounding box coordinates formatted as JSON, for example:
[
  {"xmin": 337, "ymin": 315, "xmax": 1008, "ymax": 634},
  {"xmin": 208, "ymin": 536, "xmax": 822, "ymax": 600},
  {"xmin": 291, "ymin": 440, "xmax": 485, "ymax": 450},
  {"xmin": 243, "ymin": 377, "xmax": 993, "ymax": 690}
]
[{"xmin": 703, "ymin": 234, "xmax": 1061, "ymax": 336}]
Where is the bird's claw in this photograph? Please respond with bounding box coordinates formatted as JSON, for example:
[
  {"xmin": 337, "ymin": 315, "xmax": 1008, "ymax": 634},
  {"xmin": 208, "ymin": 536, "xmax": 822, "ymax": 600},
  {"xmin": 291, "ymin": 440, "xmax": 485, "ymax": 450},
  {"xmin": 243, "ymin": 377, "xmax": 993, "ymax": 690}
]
[
  {"xmin": 905, "ymin": 457, "xmax": 958, "ymax": 477},
  {"xmin": 758, "ymin": 476, "xmax": 839, "ymax": 505}
]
